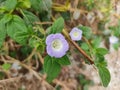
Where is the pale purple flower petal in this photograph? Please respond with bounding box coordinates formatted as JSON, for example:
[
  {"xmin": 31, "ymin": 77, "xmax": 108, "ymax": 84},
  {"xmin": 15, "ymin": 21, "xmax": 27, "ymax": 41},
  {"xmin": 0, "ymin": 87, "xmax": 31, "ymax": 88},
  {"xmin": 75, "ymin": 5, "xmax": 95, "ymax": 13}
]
[
  {"xmin": 109, "ymin": 36, "xmax": 119, "ymax": 44},
  {"xmin": 69, "ymin": 27, "xmax": 82, "ymax": 41},
  {"xmin": 46, "ymin": 33, "xmax": 69, "ymax": 58}
]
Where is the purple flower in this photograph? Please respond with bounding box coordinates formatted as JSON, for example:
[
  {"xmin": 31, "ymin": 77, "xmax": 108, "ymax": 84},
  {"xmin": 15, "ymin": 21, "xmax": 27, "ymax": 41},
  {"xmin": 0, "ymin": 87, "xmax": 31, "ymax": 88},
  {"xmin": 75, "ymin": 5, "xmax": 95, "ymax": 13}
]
[
  {"xmin": 46, "ymin": 33, "xmax": 69, "ymax": 58},
  {"xmin": 69, "ymin": 27, "xmax": 82, "ymax": 41},
  {"xmin": 109, "ymin": 35, "xmax": 119, "ymax": 44}
]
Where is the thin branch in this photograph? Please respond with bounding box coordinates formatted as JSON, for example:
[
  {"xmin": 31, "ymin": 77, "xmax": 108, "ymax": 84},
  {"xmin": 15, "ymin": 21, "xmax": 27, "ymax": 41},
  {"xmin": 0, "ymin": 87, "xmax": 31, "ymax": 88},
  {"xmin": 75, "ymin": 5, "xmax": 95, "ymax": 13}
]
[
  {"xmin": 34, "ymin": 22, "xmax": 53, "ymax": 25},
  {"xmin": 5, "ymin": 55, "xmax": 55, "ymax": 90},
  {"xmin": 62, "ymin": 29, "xmax": 94, "ymax": 64},
  {"xmin": 53, "ymin": 79, "xmax": 69, "ymax": 90},
  {"xmin": 37, "ymin": 52, "xmax": 44, "ymax": 64},
  {"xmin": 23, "ymin": 48, "xmax": 36, "ymax": 62},
  {"xmin": 0, "ymin": 77, "xmax": 20, "ymax": 83}
]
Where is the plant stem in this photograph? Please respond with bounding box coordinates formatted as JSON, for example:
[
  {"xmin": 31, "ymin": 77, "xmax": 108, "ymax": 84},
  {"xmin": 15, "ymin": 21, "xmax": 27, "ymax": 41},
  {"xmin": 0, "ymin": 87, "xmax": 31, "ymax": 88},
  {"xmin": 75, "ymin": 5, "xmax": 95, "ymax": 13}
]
[{"xmin": 62, "ymin": 29, "xmax": 94, "ymax": 64}]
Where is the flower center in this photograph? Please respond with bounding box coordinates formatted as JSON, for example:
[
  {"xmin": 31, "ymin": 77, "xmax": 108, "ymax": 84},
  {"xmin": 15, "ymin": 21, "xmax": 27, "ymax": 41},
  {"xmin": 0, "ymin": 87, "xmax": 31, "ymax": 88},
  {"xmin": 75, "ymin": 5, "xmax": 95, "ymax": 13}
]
[
  {"xmin": 73, "ymin": 31, "xmax": 79, "ymax": 37},
  {"xmin": 52, "ymin": 39, "xmax": 63, "ymax": 51}
]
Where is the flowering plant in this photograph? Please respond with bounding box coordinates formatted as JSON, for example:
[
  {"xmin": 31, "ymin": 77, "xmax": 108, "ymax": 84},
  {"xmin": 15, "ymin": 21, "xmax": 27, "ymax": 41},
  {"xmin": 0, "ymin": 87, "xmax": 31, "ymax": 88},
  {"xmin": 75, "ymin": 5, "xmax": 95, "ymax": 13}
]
[
  {"xmin": 43, "ymin": 17, "xmax": 110, "ymax": 87},
  {"xmin": 0, "ymin": 0, "xmax": 111, "ymax": 89}
]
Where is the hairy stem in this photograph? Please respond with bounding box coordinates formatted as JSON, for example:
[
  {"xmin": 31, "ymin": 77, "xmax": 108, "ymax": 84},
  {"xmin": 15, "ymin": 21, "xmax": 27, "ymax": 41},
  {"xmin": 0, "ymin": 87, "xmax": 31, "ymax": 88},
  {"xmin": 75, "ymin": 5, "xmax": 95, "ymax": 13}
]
[{"xmin": 62, "ymin": 29, "xmax": 94, "ymax": 64}]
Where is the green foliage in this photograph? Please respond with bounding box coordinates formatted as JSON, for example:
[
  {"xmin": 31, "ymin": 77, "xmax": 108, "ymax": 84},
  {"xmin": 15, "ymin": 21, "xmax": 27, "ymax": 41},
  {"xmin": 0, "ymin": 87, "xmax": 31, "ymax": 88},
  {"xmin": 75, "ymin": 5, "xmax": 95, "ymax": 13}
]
[
  {"xmin": 50, "ymin": 17, "xmax": 64, "ymax": 34},
  {"xmin": 44, "ymin": 55, "xmax": 61, "ymax": 82},
  {"xmin": 60, "ymin": 11, "xmax": 71, "ymax": 21},
  {"xmin": 20, "ymin": 46, "xmax": 32, "ymax": 58},
  {"xmin": 30, "ymin": 0, "xmax": 52, "ymax": 13},
  {"xmin": 91, "ymin": 37, "xmax": 101, "ymax": 48},
  {"xmin": 80, "ymin": 42, "xmax": 90, "ymax": 56},
  {"xmin": 2, "ymin": 63, "xmax": 11, "ymax": 70},
  {"xmin": 95, "ymin": 55, "xmax": 107, "ymax": 67},
  {"xmin": 97, "ymin": 65, "xmax": 111, "ymax": 87},
  {"xmin": 78, "ymin": 25, "xmax": 92, "ymax": 39},
  {"xmin": 44, "ymin": 55, "xmax": 70, "ymax": 82},
  {"xmin": 55, "ymin": 55, "xmax": 71, "ymax": 65},
  {"xmin": 113, "ymin": 43, "xmax": 120, "ymax": 50},
  {"xmin": 22, "ymin": 10, "xmax": 39, "ymax": 25},
  {"xmin": 95, "ymin": 48, "xmax": 108, "ymax": 56},
  {"xmin": 1, "ymin": 14, "xmax": 13, "ymax": 23},
  {"xmin": 0, "ymin": 20, "xmax": 6, "ymax": 47},
  {"xmin": 109, "ymin": 20, "xmax": 120, "ymax": 37},
  {"xmin": 94, "ymin": 48, "xmax": 110, "ymax": 87},
  {"xmin": 0, "ymin": 0, "xmax": 111, "ymax": 88},
  {"xmin": 29, "ymin": 37, "xmax": 39, "ymax": 48},
  {"xmin": 81, "ymin": 42, "xmax": 89, "ymax": 51},
  {"xmin": 77, "ymin": 25, "xmax": 110, "ymax": 87},
  {"xmin": 0, "ymin": 14, "xmax": 12, "ymax": 47},
  {"xmin": 7, "ymin": 15, "xmax": 29, "ymax": 45},
  {"xmin": 78, "ymin": 74, "xmax": 93, "ymax": 90},
  {"xmin": 83, "ymin": 0, "xmax": 95, "ymax": 11},
  {"xmin": 0, "ymin": 72, "xmax": 5, "ymax": 80},
  {"xmin": 18, "ymin": 0, "xmax": 31, "ymax": 9},
  {"xmin": 5, "ymin": 0, "xmax": 17, "ymax": 11}
]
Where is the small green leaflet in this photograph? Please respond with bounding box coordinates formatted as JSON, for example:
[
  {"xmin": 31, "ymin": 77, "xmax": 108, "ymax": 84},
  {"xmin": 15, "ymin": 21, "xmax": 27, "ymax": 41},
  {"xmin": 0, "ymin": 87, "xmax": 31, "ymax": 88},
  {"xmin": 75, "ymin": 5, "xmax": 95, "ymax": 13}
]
[
  {"xmin": 44, "ymin": 55, "xmax": 61, "ymax": 82},
  {"xmin": 81, "ymin": 42, "xmax": 89, "ymax": 51},
  {"xmin": 78, "ymin": 26, "xmax": 92, "ymax": 39},
  {"xmin": 91, "ymin": 37, "xmax": 101, "ymax": 48},
  {"xmin": 96, "ymin": 48, "xmax": 108, "ymax": 55},
  {"xmin": 22, "ymin": 10, "xmax": 39, "ymax": 25},
  {"xmin": 2, "ymin": 63, "xmax": 11, "ymax": 70},
  {"xmin": 51, "ymin": 17, "xmax": 64, "ymax": 34},
  {"xmin": 97, "ymin": 66, "xmax": 111, "ymax": 87},
  {"xmin": 55, "ymin": 55, "xmax": 71, "ymax": 65}
]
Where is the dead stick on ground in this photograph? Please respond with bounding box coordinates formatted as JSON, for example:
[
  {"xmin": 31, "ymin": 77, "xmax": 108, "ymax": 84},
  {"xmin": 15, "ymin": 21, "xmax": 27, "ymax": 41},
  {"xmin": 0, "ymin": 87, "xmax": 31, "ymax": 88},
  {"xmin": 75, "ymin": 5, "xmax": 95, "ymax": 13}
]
[{"xmin": 5, "ymin": 55, "xmax": 55, "ymax": 90}]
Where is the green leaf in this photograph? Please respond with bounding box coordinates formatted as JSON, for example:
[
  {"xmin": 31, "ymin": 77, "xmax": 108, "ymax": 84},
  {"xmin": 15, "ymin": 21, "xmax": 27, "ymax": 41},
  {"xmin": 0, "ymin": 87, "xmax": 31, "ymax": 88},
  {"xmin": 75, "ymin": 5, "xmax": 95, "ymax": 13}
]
[
  {"xmin": 0, "ymin": 21, "xmax": 6, "ymax": 47},
  {"xmin": 7, "ymin": 15, "xmax": 29, "ymax": 45},
  {"xmin": 96, "ymin": 48, "xmax": 108, "ymax": 55},
  {"xmin": 78, "ymin": 26, "xmax": 92, "ymax": 39},
  {"xmin": 5, "ymin": 0, "xmax": 17, "ymax": 11},
  {"xmin": 30, "ymin": 0, "xmax": 52, "ymax": 13},
  {"xmin": 81, "ymin": 42, "xmax": 89, "ymax": 51},
  {"xmin": 1, "ymin": 14, "xmax": 13, "ymax": 23},
  {"xmin": 60, "ymin": 11, "xmax": 71, "ymax": 20},
  {"xmin": 95, "ymin": 55, "xmax": 107, "ymax": 67},
  {"xmin": 0, "ymin": 14, "xmax": 12, "ymax": 47},
  {"xmin": 55, "ymin": 55, "xmax": 71, "ymax": 65},
  {"xmin": 51, "ymin": 17, "xmax": 64, "ymax": 34},
  {"xmin": 22, "ymin": 10, "xmax": 39, "ymax": 25},
  {"xmin": 97, "ymin": 66, "xmax": 111, "ymax": 87},
  {"xmin": 44, "ymin": 55, "xmax": 61, "ymax": 82},
  {"xmin": 18, "ymin": 0, "xmax": 31, "ymax": 9},
  {"xmin": 30, "ymin": 0, "xmax": 41, "ymax": 11},
  {"xmin": 2, "ymin": 63, "xmax": 11, "ymax": 70},
  {"xmin": 91, "ymin": 37, "xmax": 101, "ymax": 48}
]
